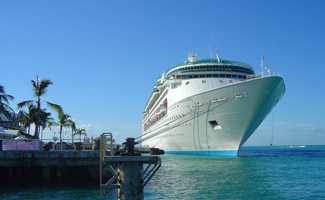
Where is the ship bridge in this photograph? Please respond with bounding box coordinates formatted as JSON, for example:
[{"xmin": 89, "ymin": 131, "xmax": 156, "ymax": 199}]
[{"xmin": 165, "ymin": 55, "xmax": 254, "ymax": 80}]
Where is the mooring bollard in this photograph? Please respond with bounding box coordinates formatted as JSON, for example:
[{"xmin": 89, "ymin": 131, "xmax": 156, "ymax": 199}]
[{"xmin": 121, "ymin": 138, "xmax": 140, "ymax": 156}]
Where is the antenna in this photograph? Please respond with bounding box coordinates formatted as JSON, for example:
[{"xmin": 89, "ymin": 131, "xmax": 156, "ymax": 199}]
[
  {"xmin": 216, "ymin": 48, "xmax": 220, "ymax": 62},
  {"xmin": 265, "ymin": 67, "xmax": 272, "ymax": 76},
  {"xmin": 188, "ymin": 50, "xmax": 198, "ymax": 62},
  {"xmin": 261, "ymin": 56, "xmax": 264, "ymax": 77},
  {"xmin": 188, "ymin": 50, "xmax": 193, "ymax": 57}
]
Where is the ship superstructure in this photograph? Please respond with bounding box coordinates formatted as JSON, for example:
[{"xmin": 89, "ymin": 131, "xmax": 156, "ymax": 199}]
[{"xmin": 141, "ymin": 51, "xmax": 285, "ymax": 156}]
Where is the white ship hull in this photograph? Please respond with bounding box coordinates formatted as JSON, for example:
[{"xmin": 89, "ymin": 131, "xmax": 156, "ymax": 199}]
[{"xmin": 142, "ymin": 76, "xmax": 285, "ymax": 156}]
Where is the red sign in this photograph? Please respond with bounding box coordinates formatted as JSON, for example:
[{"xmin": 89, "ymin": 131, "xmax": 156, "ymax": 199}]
[{"xmin": 2, "ymin": 140, "xmax": 40, "ymax": 151}]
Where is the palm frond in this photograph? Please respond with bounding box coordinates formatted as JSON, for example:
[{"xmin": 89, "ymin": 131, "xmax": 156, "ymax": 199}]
[
  {"xmin": 39, "ymin": 79, "xmax": 53, "ymax": 96},
  {"xmin": 31, "ymin": 79, "xmax": 37, "ymax": 92},
  {"xmin": 1, "ymin": 103, "xmax": 15, "ymax": 113},
  {"xmin": 17, "ymin": 100, "xmax": 34, "ymax": 109},
  {"xmin": 0, "ymin": 94, "xmax": 14, "ymax": 104},
  {"xmin": 47, "ymin": 102, "xmax": 63, "ymax": 116},
  {"xmin": 0, "ymin": 85, "xmax": 4, "ymax": 93},
  {"xmin": 73, "ymin": 128, "xmax": 87, "ymax": 136},
  {"xmin": 31, "ymin": 76, "xmax": 53, "ymax": 97},
  {"xmin": 47, "ymin": 120, "xmax": 58, "ymax": 127},
  {"xmin": 70, "ymin": 120, "xmax": 76, "ymax": 132},
  {"xmin": 0, "ymin": 84, "xmax": 14, "ymax": 104},
  {"xmin": 61, "ymin": 114, "xmax": 71, "ymax": 121},
  {"xmin": 31, "ymin": 77, "xmax": 39, "ymax": 97},
  {"xmin": 67, "ymin": 119, "xmax": 76, "ymax": 129}
]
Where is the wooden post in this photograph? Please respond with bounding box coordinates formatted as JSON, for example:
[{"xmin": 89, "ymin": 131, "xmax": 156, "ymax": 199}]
[
  {"xmin": 118, "ymin": 162, "xmax": 143, "ymax": 200},
  {"xmin": 42, "ymin": 167, "xmax": 51, "ymax": 180},
  {"xmin": 8, "ymin": 167, "xmax": 14, "ymax": 178}
]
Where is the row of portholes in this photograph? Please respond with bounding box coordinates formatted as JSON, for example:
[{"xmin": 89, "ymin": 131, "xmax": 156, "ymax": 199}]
[
  {"xmin": 170, "ymin": 104, "xmax": 179, "ymax": 110},
  {"xmin": 185, "ymin": 79, "xmax": 235, "ymax": 85},
  {"xmin": 175, "ymin": 123, "xmax": 192, "ymax": 128},
  {"xmin": 165, "ymin": 133, "xmax": 185, "ymax": 137},
  {"xmin": 168, "ymin": 113, "xmax": 185, "ymax": 120}
]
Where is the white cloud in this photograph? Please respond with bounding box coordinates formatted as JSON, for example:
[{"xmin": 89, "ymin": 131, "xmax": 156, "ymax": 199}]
[
  {"xmin": 312, "ymin": 128, "xmax": 325, "ymax": 135},
  {"xmin": 79, "ymin": 123, "xmax": 91, "ymax": 131}
]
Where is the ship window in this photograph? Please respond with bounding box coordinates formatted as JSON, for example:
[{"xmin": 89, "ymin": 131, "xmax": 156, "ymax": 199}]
[
  {"xmin": 199, "ymin": 74, "xmax": 205, "ymax": 78},
  {"xmin": 186, "ymin": 81, "xmax": 190, "ymax": 85},
  {"xmin": 206, "ymin": 74, "xmax": 212, "ymax": 77},
  {"xmin": 188, "ymin": 75, "xmax": 193, "ymax": 78},
  {"xmin": 220, "ymin": 74, "xmax": 225, "ymax": 77},
  {"xmin": 229, "ymin": 80, "xmax": 233, "ymax": 83},
  {"xmin": 226, "ymin": 74, "xmax": 231, "ymax": 78},
  {"xmin": 238, "ymin": 75, "xmax": 243, "ymax": 79},
  {"xmin": 220, "ymin": 80, "xmax": 224, "ymax": 83},
  {"xmin": 213, "ymin": 74, "xmax": 219, "ymax": 77},
  {"xmin": 193, "ymin": 75, "xmax": 199, "ymax": 78},
  {"xmin": 209, "ymin": 120, "xmax": 222, "ymax": 130},
  {"xmin": 202, "ymin": 80, "xmax": 206, "ymax": 83}
]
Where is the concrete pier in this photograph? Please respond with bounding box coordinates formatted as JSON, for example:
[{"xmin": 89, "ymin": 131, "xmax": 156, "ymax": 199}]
[
  {"xmin": 0, "ymin": 134, "xmax": 162, "ymax": 200},
  {"xmin": 0, "ymin": 150, "xmax": 103, "ymax": 185},
  {"xmin": 0, "ymin": 150, "xmax": 100, "ymax": 167}
]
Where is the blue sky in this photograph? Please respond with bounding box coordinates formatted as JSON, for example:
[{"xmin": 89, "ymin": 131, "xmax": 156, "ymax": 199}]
[{"xmin": 0, "ymin": 0, "xmax": 324, "ymax": 145}]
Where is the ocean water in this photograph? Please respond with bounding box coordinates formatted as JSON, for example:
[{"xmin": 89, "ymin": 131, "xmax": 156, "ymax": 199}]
[{"xmin": 1, "ymin": 145, "xmax": 325, "ymax": 200}]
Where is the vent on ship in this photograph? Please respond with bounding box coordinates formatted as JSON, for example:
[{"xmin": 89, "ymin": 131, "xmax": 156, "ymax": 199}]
[{"xmin": 209, "ymin": 120, "xmax": 222, "ymax": 130}]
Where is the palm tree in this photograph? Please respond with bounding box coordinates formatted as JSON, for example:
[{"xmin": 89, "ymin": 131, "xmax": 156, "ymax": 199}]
[
  {"xmin": 57, "ymin": 112, "xmax": 74, "ymax": 146},
  {"xmin": 48, "ymin": 102, "xmax": 74, "ymax": 148},
  {"xmin": 17, "ymin": 75, "xmax": 60, "ymax": 139},
  {"xmin": 17, "ymin": 105, "xmax": 52, "ymax": 137},
  {"xmin": 70, "ymin": 121, "xmax": 76, "ymax": 144},
  {"xmin": 0, "ymin": 84, "xmax": 15, "ymax": 125},
  {"xmin": 17, "ymin": 110, "xmax": 30, "ymax": 134},
  {"xmin": 0, "ymin": 84, "xmax": 14, "ymax": 113},
  {"xmin": 17, "ymin": 105, "xmax": 36, "ymax": 135},
  {"xmin": 48, "ymin": 120, "xmax": 58, "ymax": 137},
  {"xmin": 39, "ymin": 109, "xmax": 53, "ymax": 139},
  {"xmin": 74, "ymin": 128, "xmax": 87, "ymax": 142}
]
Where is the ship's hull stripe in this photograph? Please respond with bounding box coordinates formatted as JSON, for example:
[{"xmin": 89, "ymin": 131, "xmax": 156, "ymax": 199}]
[{"xmin": 165, "ymin": 150, "xmax": 238, "ymax": 156}]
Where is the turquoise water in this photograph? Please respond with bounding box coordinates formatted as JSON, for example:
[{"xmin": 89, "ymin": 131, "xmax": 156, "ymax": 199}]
[{"xmin": 1, "ymin": 145, "xmax": 325, "ymax": 199}]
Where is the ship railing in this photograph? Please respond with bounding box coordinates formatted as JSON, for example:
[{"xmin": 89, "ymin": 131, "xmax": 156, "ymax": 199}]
[
  {"xmin": 246, "ymin": 74, "xmax": 262, "ymax": 80},
  {"xmin": 247, "ymin": 71, "xmax": 282, "ymax": 80}
]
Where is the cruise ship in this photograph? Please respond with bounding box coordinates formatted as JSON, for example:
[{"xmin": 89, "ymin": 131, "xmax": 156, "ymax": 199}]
[{"xmin": 141, "ymin": 51, "xmax": 285, "ymax": 156}]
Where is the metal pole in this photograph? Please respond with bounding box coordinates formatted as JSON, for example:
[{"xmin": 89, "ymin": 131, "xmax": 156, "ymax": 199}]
[
  {"xmin": 110, "ymin": 133, "xmax": 113, "ymax": 157},
  {"xmin": 261, "ymin": 56, "xmax": 264, "ymax": 77},
  {"xmin": 99, "ymin": 134, "xmax": 104, "ymax": 195}
]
